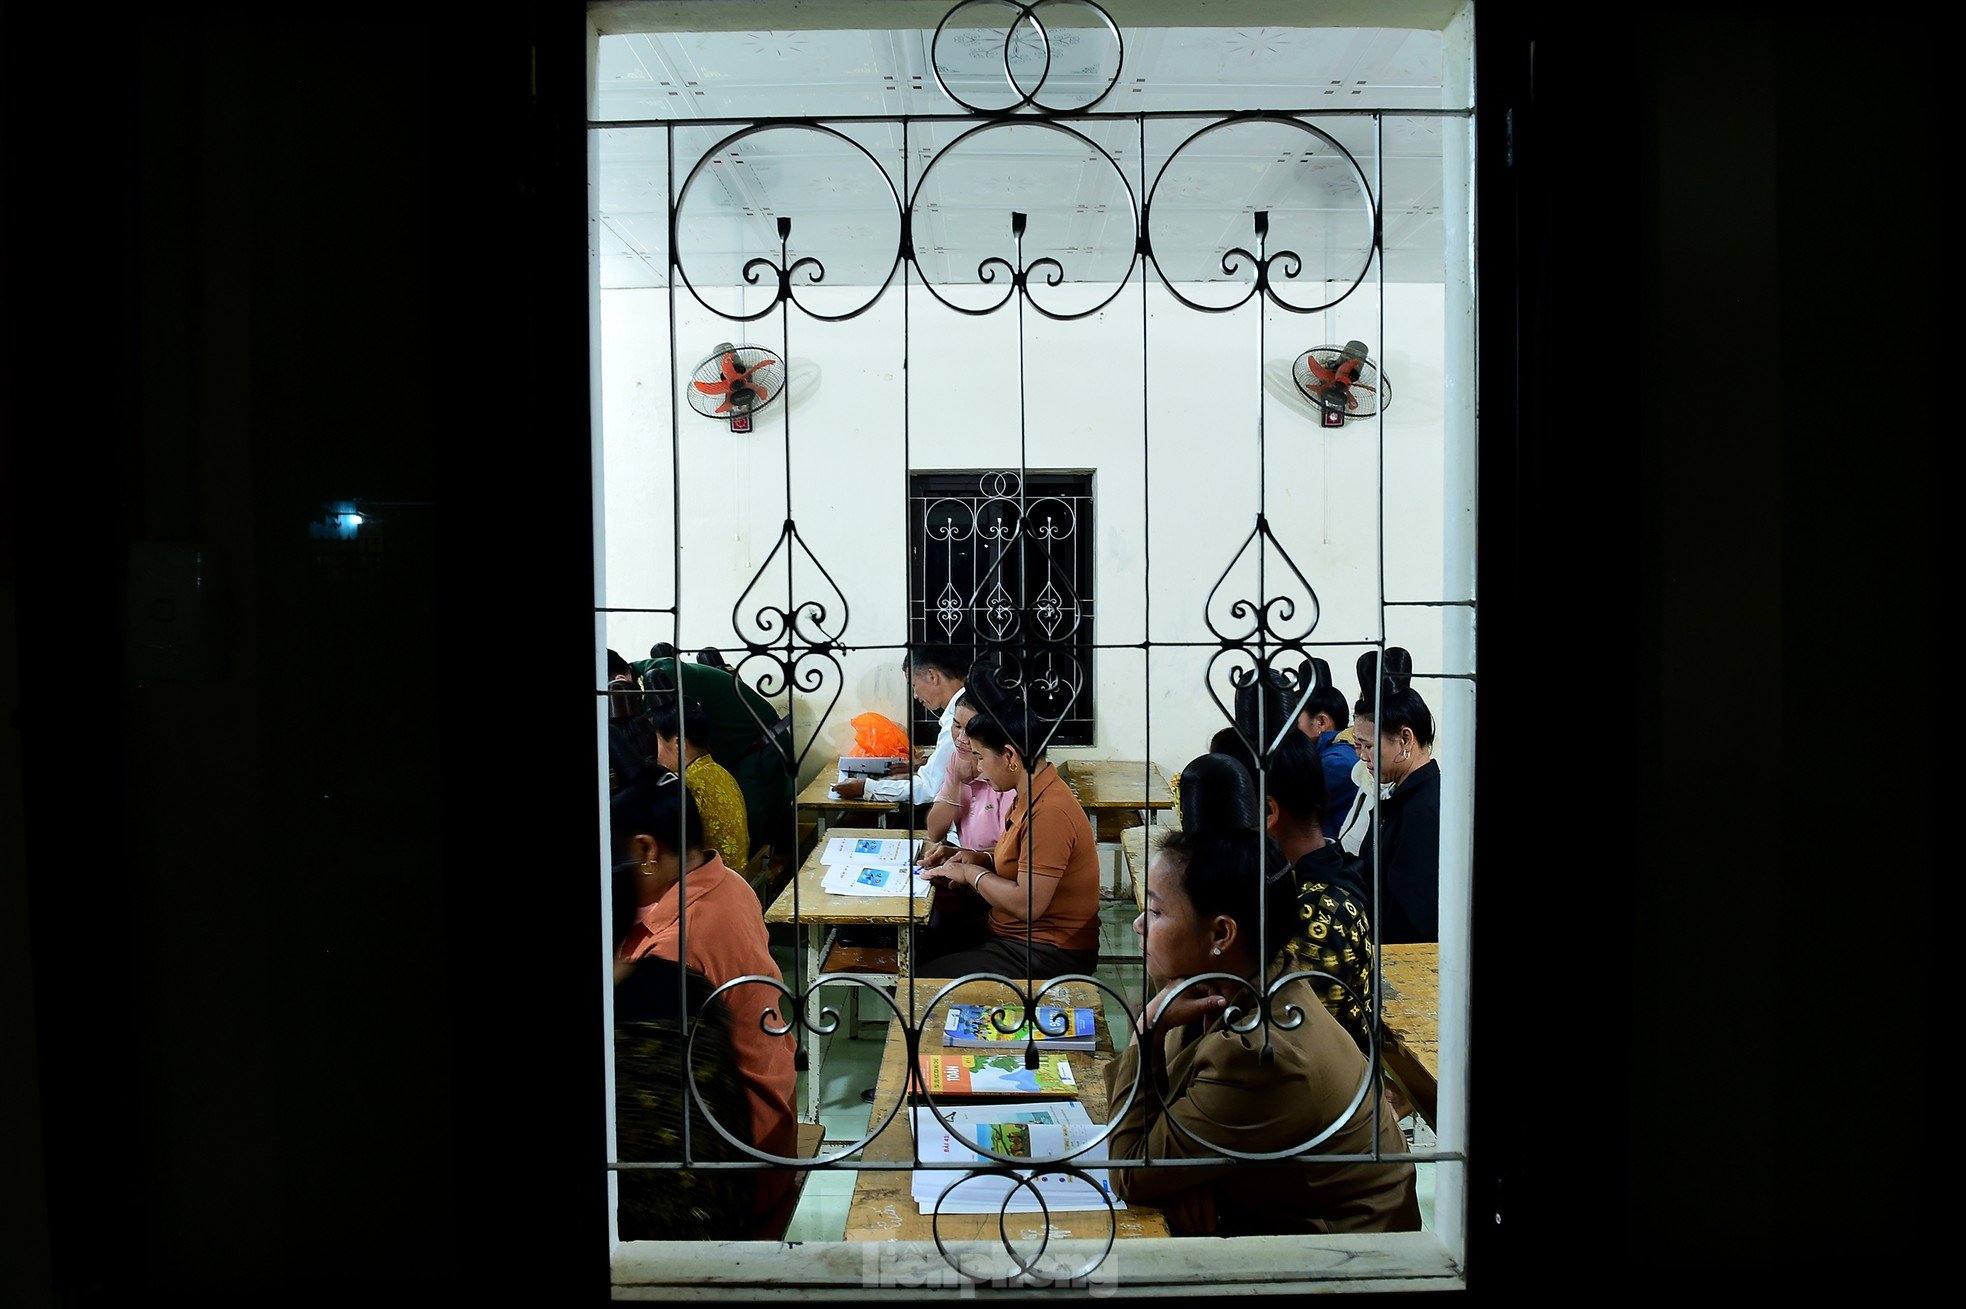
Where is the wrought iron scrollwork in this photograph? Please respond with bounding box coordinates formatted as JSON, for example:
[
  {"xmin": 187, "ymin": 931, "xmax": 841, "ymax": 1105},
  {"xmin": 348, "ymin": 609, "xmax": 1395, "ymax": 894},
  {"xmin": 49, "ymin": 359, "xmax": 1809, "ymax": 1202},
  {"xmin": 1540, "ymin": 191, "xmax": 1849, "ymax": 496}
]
[
  {"xmin": 671, "ymin": 123, "xmax": 903, "ymax": 323},
  {"xmin": 728, "ymin": 518, "xmax": 851, "ymax": 773},
  {"xmin": 1202, "ymin": 512, "xmax": 1325, "ymax": 763},
  {"xmin": 908, "ymin": 123, "xmax": 1139, "ymax": 319},
  {"xmin": 624, "ymin": 0, "xmax": 1417, "ymax": 1284},
  {"xmin": 929, "ymin": 0, "xmax": 1125, "ymax": 116},
  {"xmin": 1142, "ymin": 113, "xmax": 1377, "ymax": 314}
]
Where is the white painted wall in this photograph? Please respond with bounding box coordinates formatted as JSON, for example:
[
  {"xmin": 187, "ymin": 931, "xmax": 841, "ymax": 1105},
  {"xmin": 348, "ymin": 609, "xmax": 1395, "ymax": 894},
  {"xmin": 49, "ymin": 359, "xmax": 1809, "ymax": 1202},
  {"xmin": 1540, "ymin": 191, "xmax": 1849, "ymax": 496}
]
[{"xmin": 598, "ymin": 277, "xmax": 1454, "ymax": 792}]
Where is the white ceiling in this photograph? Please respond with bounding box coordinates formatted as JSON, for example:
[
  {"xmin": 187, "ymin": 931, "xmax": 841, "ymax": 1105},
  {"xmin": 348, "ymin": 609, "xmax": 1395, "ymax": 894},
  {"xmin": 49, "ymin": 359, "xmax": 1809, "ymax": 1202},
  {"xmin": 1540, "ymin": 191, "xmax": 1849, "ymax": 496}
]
[{"xmin": 593, "ymin": 9, "xmax": 1461, "ymax": 292}]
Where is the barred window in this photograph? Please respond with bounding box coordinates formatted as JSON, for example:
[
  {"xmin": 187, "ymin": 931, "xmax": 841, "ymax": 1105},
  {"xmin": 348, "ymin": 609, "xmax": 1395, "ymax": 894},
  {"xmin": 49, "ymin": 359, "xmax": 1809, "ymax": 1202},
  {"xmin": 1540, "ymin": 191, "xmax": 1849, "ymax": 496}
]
[{"xmin": 593, "ymin": 0, "xmax": 1477, "ymax": 1296}]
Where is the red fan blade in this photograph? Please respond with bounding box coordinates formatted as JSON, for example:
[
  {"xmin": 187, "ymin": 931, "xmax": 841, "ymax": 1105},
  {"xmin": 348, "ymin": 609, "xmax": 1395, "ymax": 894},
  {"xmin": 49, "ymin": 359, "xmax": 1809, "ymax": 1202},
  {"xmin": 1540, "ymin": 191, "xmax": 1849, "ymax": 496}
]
[
  {"xmin": 693, "ymin": 379, "xmax": 729, "ymax": 395},
  {"xmin": 1303, "ymin": 355, "xmax": 1339, "ymax": 385}
]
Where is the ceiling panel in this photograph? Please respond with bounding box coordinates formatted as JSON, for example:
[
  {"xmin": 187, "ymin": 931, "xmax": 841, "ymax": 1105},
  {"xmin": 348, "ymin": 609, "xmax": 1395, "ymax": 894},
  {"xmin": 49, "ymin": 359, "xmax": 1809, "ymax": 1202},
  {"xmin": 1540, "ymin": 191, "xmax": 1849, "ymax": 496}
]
[{"xmin": 593, "ymin": 16, "xmax": 1459, "ymax": 287}]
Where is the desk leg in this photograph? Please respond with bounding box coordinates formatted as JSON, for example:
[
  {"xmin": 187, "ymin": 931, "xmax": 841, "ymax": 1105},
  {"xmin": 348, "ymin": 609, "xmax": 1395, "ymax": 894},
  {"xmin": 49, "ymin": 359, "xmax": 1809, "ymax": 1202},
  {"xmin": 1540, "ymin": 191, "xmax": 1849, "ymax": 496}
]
[{"xmin": 805, "ymin": 923, "xmax": 826, "ymax": 1123}]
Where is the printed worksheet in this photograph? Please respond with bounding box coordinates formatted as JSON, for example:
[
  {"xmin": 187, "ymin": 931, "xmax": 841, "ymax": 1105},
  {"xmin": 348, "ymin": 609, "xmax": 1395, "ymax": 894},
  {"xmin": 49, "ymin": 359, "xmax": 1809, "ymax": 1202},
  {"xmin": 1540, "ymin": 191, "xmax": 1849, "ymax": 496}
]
[
  {"xmin": 818, "ymin": 861, "xmax": 934, "ymax": 897},
  {"xmin": 822, "ymin": 835, "xmax": 922, "ymax": 865}
]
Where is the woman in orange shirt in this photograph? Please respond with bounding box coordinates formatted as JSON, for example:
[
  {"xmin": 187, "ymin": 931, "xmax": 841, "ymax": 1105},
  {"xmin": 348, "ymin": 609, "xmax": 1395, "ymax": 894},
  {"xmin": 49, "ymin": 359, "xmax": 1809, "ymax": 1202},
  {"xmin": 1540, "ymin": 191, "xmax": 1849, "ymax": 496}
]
[
  {"xmin": 918, "ymin": 707, "xmax": 1102, "ymax": 979},
  {"xmin": 611, "ymin": 770, "xmax": 797, "ymax": 1222}
]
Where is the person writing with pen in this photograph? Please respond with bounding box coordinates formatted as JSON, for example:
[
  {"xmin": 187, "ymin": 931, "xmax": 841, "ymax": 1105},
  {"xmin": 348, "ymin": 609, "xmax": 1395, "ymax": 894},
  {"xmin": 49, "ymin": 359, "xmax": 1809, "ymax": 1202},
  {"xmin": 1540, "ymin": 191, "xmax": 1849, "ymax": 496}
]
[{"xmin": 912, "ymin": 702, "xmax": 1101, "ymax": 979}]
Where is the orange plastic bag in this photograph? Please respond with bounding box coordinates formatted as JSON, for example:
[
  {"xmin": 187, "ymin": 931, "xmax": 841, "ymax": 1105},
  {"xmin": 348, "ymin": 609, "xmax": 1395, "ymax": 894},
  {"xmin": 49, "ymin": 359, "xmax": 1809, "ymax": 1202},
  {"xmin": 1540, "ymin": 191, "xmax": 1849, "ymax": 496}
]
[{"xmin": 847, "ymin": 711, "xmax": 910, "ymax": 758}]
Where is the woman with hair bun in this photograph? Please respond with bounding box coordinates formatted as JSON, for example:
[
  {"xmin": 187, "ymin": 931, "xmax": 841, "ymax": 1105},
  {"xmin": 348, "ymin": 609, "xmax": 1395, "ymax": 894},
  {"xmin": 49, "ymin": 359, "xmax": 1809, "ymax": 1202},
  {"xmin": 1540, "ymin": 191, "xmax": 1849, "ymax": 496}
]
[
  {"xmin": 1173, "ymin": 750, "xmax": 1261, "ymax": 833},
  {"xmin": 1351, "ymin": 648, "xmax": 1440, "ymax": 944},
  {"xmin": 1103, "ymin": 828, "xmax": 1418, "ymax": 1235},
  {"xmin": 1296, "ymin": 656, "xmax": 1362, "ymax": 841}
]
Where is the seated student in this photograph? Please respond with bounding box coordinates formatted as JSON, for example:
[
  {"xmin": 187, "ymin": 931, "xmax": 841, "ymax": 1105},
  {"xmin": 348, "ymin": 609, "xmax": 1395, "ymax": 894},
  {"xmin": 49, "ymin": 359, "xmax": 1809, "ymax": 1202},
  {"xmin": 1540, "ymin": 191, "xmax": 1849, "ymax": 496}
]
[
  {"xmin": 829, "ymin": 645, "xmax": 970, "ymax": 820},
  {"xmin": 916, "ymin": 706, "xmax": 1102, "ymax": 979},
  {"xmin": 649, "ymin": 696, "xmax": 749, "ymax": 874},
  {"xmin": 1173, "ymin": 750, "xmax": 1261, "ymax": 832},
  {"xmin": 913, "ymin": 691, "xmax": 1016, "ymax": 936},
  {"xmin": 608, "ymin": 650, "xmax": 661, "ymax": 792},
  {"xmin": 612, "ymin": 771, "xmax": 797, "ymax": 1221},
  {"xmin": 1297, "ymin": 656, "xmax": 1362, "ymax": 841},
  {"xmin": 1104, "ymin": 829, "xmax": 1419, "ymax": 1236},
  {"xmin": 1205, "ymin": 668, "xmax": 1294, "ymax": 780},
  {"xmin": 1262, "ymin": 730, "xmax": 1376, "ymax": 1053},
  {"xmin": 1352, "ymin": 648, "xmax": 1440, "ymax": 944},
  {"xmin": 636, "ymin": 647, "xmax": 794, "ymax": 859},
  {"xmin": 611, "ymin": 849, "xmax": 758, "ymax": 1240}
]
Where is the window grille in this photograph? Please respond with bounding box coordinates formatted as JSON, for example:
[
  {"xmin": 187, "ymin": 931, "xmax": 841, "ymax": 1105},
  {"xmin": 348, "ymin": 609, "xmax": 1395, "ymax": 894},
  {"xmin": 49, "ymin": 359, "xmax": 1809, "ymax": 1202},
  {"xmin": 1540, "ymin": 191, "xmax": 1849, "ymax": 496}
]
[
  {"xmin": 909, "ymin": 470, "xmax": 1095, "ymax": 747},
  {"xmin": 594, "ymin": 0, "xmax": 1475, "ymax": 1295}
]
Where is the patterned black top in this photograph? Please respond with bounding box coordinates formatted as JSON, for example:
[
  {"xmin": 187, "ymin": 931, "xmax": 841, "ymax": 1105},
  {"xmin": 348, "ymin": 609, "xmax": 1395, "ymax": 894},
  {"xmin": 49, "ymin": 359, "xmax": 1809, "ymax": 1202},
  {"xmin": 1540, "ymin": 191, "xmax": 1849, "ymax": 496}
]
[{"xmin": 1280, "ymin": 842, "xmax": 1376, "ymax": 1054}]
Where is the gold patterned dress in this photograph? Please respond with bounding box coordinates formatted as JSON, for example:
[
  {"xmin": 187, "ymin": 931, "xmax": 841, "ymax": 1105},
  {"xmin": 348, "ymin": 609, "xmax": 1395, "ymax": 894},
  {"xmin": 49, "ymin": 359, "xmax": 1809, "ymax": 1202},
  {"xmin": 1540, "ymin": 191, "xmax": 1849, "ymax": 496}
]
[{"xmin": 684, "ymin": 752, "xmax": 751, "ymax": 870}]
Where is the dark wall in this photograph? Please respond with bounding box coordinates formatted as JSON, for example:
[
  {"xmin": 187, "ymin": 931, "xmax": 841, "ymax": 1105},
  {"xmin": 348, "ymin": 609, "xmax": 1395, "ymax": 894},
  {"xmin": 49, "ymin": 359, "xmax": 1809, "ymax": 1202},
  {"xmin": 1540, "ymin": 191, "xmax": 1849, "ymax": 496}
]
[
  {"xmin": 2, "ymin": 0, "xmax": 1933, "ymax": 1301},
  {"xmin": 4, "ymin": 2, "xmax": 600, "ymax": 1301}
]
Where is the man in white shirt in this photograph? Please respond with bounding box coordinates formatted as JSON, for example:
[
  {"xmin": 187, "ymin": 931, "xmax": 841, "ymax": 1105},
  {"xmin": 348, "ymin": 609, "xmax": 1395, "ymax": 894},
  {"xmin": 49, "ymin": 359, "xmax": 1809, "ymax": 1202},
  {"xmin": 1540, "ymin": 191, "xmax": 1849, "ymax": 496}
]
[{"xmin": 831, "ymin": 645, "xmax": 970, "ymax": 824}]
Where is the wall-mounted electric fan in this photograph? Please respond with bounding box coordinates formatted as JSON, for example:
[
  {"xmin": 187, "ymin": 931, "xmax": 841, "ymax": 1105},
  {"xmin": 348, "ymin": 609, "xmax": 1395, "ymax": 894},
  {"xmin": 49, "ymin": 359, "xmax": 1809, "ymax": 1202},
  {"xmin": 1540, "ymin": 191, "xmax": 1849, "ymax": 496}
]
[
  {"xmin": 688, "ymin": 342, "xmax": 785, "ymax": 433},
  {"xmin": 1292, "ymin": 340, "xmax": 1390, "ymax": 428}
]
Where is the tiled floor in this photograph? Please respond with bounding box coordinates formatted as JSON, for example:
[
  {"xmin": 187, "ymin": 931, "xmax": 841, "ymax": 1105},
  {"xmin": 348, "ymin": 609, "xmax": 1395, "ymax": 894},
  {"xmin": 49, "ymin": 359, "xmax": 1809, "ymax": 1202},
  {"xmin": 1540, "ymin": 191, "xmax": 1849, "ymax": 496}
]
[{"xmin": 770, "ymin": 898, "xmax": 1437, "ymax": 1241}]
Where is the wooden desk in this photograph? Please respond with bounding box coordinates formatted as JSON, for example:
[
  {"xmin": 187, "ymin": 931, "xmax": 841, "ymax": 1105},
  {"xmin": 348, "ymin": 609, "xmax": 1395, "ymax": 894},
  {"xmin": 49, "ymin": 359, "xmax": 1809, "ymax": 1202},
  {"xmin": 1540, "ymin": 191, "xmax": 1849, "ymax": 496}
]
[
  {"xmin": 1058, "ymin": 760, "xmax": 1174, "ymax": 904},
  {"xmin": 796, "ymin": 771, "xmax": 899, "ymax": 839},
  {"xmin": 762, "ymin": 827, "xmax": 930, "ymax": 1121},
  {"xmin": 1378, "ymin": 943, "xmax": 1439, "ymax": 1132},
  {"xmin": 1055, "ymin": 759, "xmax": 1174, "ymax": 842},
  {"xmin": 1116, "ymin": 824, "xmax": 1170, "ymax": 909},
  {"xmin": 845, "ymin": 977, "xmax": 1168, "ymax": 1243}
]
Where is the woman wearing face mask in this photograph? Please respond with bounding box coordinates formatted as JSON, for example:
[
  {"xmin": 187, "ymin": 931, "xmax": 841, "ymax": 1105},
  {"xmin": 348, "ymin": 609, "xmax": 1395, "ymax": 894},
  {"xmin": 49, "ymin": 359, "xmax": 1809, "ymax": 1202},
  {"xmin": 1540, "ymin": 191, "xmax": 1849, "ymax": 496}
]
[{"xmin": 1350, "ymin": 647, "xmax": 1439, "ymax": 944}]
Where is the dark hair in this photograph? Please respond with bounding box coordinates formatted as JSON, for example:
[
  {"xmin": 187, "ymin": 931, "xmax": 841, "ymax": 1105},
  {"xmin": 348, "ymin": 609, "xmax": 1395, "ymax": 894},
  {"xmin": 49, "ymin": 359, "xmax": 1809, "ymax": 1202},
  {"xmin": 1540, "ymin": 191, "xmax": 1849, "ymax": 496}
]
[
  {"xmin": 1178, "ymin": 752, "xmax": 1259, "ymax": 833},
  {"xmin": 696, "ymin": 646, "xmax": 727, "ymax": 668},
  {"xmin": 647, "ymin": 696, "xmax": 711, "ymax": 749},
  {"xmin": 611, "ymin": 768, "xmax": 705, "ymax": 864},
  {"xmin": 649, "ymin": 642, "xmax": 679, "ymax": 661},
  {"xmin": 1299, "ymin": 656, "xmax": 1349, "ymax": 729},
  {"xmin": 963, "ymin": 704, "xmax": 1042, "ymax": 764},
  {"xmin": 1206, "ymin": 725, "xmax": 1260, "ymax": 785},
  {"xmin": 904, "ymin": 644, "xmax": 971, "ymax": 680},
  {"xmin": 608, "ymin": 648, "xmax": 632, "ymax": 680},
  {"xmin": 611, "ymin": 835, "xmax": 646, "ymax": 950},
  {"xmin": 1231, "ymin": 667, "xmax": 1295, "ymax": 744},
  {"xmin": 609, "ymin": 713, "xmax": 663, "ymax": 787},
  {"xmin": 1157, "ymin": 828, "xmax": 1298, "ymax": 966},
  {"xmin": 1264, "ymin": 727, "xmax": 1327, "ymax": 825},
  {"xmin": 1352, "ymin": 647, "xmax": 1436, "ymax": 747}
]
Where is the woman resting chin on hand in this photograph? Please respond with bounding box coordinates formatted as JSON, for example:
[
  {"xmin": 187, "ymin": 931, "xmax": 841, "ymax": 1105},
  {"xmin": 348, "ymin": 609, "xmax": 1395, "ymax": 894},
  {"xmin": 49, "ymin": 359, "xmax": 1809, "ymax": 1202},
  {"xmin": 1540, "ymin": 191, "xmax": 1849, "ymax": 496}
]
[{"xmin": 1102, "ymin": 828, "xmax": 1421, "ymax": 1237}]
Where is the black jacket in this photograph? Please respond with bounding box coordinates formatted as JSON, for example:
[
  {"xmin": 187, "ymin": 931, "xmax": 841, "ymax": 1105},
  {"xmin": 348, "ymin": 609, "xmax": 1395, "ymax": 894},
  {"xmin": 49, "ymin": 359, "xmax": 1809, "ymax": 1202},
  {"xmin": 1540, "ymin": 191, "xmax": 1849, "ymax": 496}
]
[{"xmin": 1358, "ymin": 759, "xmax": 1440, "ymax": 944}]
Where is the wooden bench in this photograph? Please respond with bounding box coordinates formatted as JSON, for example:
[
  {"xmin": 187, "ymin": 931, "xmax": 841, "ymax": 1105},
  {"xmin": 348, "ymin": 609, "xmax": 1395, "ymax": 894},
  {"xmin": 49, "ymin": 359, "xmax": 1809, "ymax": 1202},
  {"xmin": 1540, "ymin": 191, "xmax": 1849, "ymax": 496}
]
[{"xmin": 820, "ymin": 938, "xmax": 899, "ymax": 1038}]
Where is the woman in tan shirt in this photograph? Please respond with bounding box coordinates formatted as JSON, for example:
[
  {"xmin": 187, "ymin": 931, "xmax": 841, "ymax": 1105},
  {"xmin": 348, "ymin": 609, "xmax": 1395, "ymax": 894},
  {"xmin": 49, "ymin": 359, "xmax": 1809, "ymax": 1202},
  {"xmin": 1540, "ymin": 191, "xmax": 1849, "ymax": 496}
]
[
  {"xmin": 1102, "ymin": 827, "xmax": 1418, "ymax": 1236},
  {"xmin": 916, "ymin": 708, "xmax": 1101, "ymax": 979}
]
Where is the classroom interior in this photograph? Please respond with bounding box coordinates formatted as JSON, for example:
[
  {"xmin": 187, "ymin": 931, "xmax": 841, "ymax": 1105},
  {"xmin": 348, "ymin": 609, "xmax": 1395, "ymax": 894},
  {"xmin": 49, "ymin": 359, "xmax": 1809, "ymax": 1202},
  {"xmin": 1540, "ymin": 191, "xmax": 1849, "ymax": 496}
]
[{"xmin": 594, "ymin": 0, "xmax": 1471, "ymax": 1284}]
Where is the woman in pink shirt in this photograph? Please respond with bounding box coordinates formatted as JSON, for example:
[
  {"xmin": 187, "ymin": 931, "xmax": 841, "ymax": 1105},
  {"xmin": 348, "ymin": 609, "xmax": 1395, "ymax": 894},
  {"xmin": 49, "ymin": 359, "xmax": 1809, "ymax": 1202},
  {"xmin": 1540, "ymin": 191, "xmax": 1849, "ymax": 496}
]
[{"xmin": 913, "ymin": 695, "xmax": 1016, "ymax": 944}]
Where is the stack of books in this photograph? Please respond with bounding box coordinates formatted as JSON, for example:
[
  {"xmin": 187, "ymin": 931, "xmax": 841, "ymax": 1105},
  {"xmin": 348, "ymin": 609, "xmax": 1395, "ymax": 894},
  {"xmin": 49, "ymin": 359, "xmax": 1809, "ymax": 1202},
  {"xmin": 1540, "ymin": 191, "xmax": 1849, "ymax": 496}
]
[
  {"xmin": 913, "ymin": 1050, "xmax": 1080, "ymax": 1098},
  {"xmin": 908, "ymin": 1100, "xmax": 1121, "ymax": 1215},
  {"xmin": 941, "ymin": 1003, "xmax": 1097, "ymax": 1051}
]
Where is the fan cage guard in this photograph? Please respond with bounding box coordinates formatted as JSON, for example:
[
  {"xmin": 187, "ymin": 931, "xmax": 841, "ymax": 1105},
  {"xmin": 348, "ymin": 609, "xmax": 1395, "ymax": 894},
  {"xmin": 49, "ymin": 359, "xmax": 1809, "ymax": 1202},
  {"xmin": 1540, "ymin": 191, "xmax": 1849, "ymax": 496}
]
[
  {"xmin": 688, "ymin": 345, "xmax": 786, "ymax": 421},
  {"xmin": 1292, "ymin": 346, "xmax": 1390, "ymax": 419}
]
